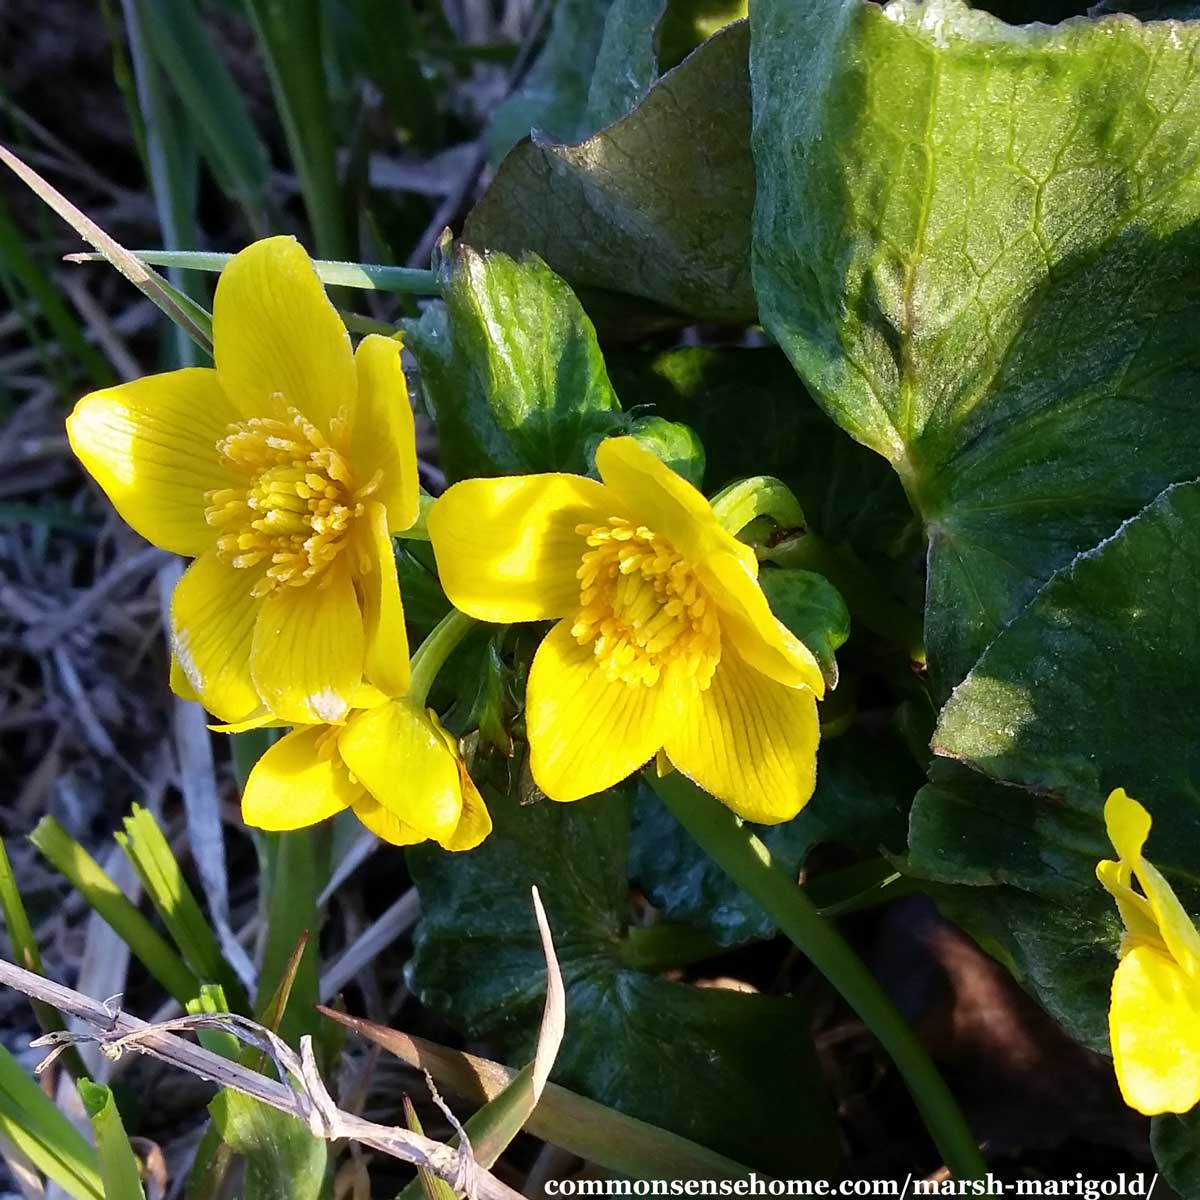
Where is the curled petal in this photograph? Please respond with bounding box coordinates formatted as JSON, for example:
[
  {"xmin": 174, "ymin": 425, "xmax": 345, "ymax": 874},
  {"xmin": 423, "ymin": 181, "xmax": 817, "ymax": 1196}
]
[{"xmin": 242, "ymin": 726, "xmax": 363, "ymax": 832}]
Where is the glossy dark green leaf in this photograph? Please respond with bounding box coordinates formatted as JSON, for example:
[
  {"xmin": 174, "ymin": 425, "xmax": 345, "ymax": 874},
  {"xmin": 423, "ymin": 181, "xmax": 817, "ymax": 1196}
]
[
  {"xmin": 1151, "ymin": 1111, "xmax": 1200, "ymax": 1199},
  {"xmin": 406, "ymin": 246, "xmax": 623, "ymax": 482},
  {"xmin": 752, "ymin": 0, "xmax": 1200, "ymax": 695},
  {"xmin": 467, "ymin": 22, "xmax": 755, "ymax": 324},
  {"xmin": 408, "ymin": 788, "xmax": 839, "ymax": 1176},
  {"xmin": 760, "ymin": 568, "xmax": 849, "ymax": 690},
  {"xmin": 623, "ymin": 415, "xmax": 706, "ymax": 488},
  {"xmin": 631, "ymin": 726, "xmax": 921, "ymax": 946},
  {"xmin": 585, "ymin": 0, "xmax": 667, "ymax": 129},
  {"xmin": 912, "ymin": 483, "xmax": 1200, "ymax": 1061}
]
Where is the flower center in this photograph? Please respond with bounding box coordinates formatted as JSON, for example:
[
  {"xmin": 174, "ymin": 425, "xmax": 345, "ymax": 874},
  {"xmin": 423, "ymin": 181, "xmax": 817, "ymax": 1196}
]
[
  {"xmin": 204, "ymin": 408, "xmax": 378, "ymax": 598},
  {"xmin": 570, "ymin": 517, "xmax": 720, "ymax": 688}
]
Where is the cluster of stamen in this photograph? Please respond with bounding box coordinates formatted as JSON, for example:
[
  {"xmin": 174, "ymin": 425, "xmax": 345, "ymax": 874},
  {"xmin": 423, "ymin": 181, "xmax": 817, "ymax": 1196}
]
[
  {"xmin": 204, "ymin": 407, "xmax": 379, "ymax": 598},
  {"xmin": 571, "ymin": 517, "xmax": 721, "ymax": 688}
]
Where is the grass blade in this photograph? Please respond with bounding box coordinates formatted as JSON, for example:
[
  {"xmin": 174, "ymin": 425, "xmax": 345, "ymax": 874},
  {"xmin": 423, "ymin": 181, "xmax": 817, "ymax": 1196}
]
[
  {"xmin": 114, "ymin": 805, "xmax": 249, "ymax": 1012},
  {"xmin": 0, "ymin": 142, "xmax": 213, "ymax": 353},
  {"xmin": 245, "ymin": 0, "xmax": 348, "ymax": 258},
  {"xmin": 29, "ymin": 817, "xmax": 201, "ymax": 1006},
  {"xmin": 402, "ymin": 1097, "xmax": 455, "ymax": 1200},
  {"xmin": 0, "ymin": 1046, "xmax": 102, "ymax": 1200},
  {"xmin": 130, "ymin": 0, "xmax": 270, "ymax": 235},
  {"xmin": 66, "ymin": 249, "xmax": 439, "ymax": 294},
  {"xmin": 78, "ymin": 1079, "xmax": 146, "ymax": 1200}
]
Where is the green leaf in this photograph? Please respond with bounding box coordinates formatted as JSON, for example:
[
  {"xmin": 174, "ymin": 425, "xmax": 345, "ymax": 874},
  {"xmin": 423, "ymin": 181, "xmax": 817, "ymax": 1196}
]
[
  {"xmin": 487, "ymin": 0, "xmax": 617, "ymax": 158},
  {"xmin": 0, "ymin": 1045, "xmax": 102, "ymax": 1200},
  {"xmin": 760, "ymin": 568, "xmax": 849, "ymax": 690},
  {"xmin": 408, "ymin": 787, "xmax": 839, "ymax": 1176},
  {"xmin": 607, "ymin": 347, "xmax": 921, "ymax": 570},
  {"xmin": 467, "ymin": 22, "xmax": 756, "ymax": 324},
  {"xmin": 658, "ymin": 0, "xmax": 749, "ymax": 69},
  {"xmin": 584, "ymin": 0, "xmax": 668, "ymax": 129},
  {"xmin": 751, "ymin": 0, "xmax": 1200, "ymax": 694},
  {"xmin": 631, "ymin": 725, "xmax": 921, "ymax": 946},
  {"xmin": 405, "ymin": 246, "xmax": 623, "ymax": 481},
  {"xmin": 79, "ymin": 1079, "xmax": 146, "ymax": 1200},
  {"xmin": 913, "ymin": 481, "xmax": 1200, "ymax": 1059},
  {"xmin": 620, "ymin": 415, "xmax": 706, "ymax": 489},
  {"xmin": 320, "ymin": 1008, "xmax": 759, "ymax": 1180},
  {"xmin": 209, "ymin": 1090, "xmax": 327, "ymax": 1200},
  {"xmin": 1151, "ymin": 1111, "xmax": 1200, "ymax": 1199}
]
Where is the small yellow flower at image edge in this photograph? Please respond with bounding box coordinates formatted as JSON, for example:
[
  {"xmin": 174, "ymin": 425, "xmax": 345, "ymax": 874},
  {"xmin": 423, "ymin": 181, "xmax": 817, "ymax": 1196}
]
[
  {"xmin": 65, "ymin": 236, "xmax": 419, "ymax": 726},
  {"xmin": 1097, "ymin": 787, "xmax": 1200, "ymax": 1115},
  {"xmin": 234, "ymin": 697, "xmax": 491, "ymax": 851},
  {"xmin": 427, "ymin": 436, "xmax": 826, "ymax": 824}
]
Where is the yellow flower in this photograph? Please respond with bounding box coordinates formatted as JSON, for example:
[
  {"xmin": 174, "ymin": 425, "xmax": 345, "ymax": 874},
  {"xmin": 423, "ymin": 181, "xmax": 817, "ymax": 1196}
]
[
  {"xmin": 240, "ymin": 701, "xmax": 491, "ymax": 850},
  {"xmin": 427, "ymin": 436, "xmax": 825, "ymax": 821},
  {"xmin": 1097, "ymin": 787, "xmax": 1200, "ymax": 1115},
  {"xmin": 66, "ymin": 237, "xmax": 418, "ymax": 724}
]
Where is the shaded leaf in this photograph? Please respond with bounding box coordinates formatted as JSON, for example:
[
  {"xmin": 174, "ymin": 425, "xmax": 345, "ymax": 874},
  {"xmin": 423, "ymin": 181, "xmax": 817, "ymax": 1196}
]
[
  {"xmin": 631, "ymin": 726, "xmax": 921, "ymax": 946},
  {"xmin": 408, "ymin": 788, "xmax": 839, "ymax": 1176},
  {"xmin": 467, "ymin": 22, "xmax": 755, "ymax": 324},
  {"xmin": 1151, "ymin": 1110, "xmax": 1200, "ymax": 1199},
  {"xmin": 752, "ymin": 0, "xmax": 1200, "ymax": 694},
  {"xmin": 760, "ymin": 568, "xmax": 849, "ymax": 690},
  {"xmin": 405, "ymin": 246, "xmax": 623, "ymax": 481}
]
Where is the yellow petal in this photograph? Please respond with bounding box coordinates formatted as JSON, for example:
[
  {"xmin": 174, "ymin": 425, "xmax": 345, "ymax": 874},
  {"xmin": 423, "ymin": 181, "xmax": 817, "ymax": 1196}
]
[
  {"xmin": 171, "ymin": 551, "xmax": 262, "ymax": 723},
  {"xmin": 337, "ymin": 702, "xmax": 462, "ymax": 841},
  {"xmin": 526, "ymin": 620, "xmax": 677, "ymax": 802},
  {"xmin": 1109, "ymin": 944, "xmax": 1200, "ymax": 1115},
  {"xmin": 594, "ymin": 436, "xmax": 757, "ymax": 571},
  {"xmin": 428, "ymin": 474, "xmax": 609, "ymax": 623},
  {"xmin": 242, "ymin": 726, "xmax": 362, "ymax": 832},
  {"xmin": 250, "ymin": 560, "xmax": 365, "ymax": 724},
  {"xmin": 208, "ymin": 709, "xmax": 289, "ymax": 734},
  {"xmin": 66, "ymin": 368, "xmax": 236, "ymax": 556},
  {"xmin": 1096, "ymin": 859, "xmax": 1161, "ymax": 948},
  {"xmin": 1104, "ymin": 790, "xmax": 1200, "ymax": 976},
  {"xmin": 665, "ymin": 642, "xmax": 819, "ymax": 824},
  {"xmin": 212, "ymin": 236, "xmax": 355, "ymax": 430},
  {"xmin": 703, "ymin": 553, "xmax": 826, "ymax": 695},
  {"xmin": 429, "ymin": 714, "xmax": 493, "ymax": 851},
  {"xmin": 356, "ymin": 501, "xmax": 410, "ymax": 698},
  {"xmin": 351, "ymin": 795, "xmax": 427, "ymax": 846},
  {"xmin": 170, "ymin": 654, "xmax": 200, "ymax": 703},
  {"xmin": 352, "ymin": 335, "xmax": 419, "ymax": 533}
]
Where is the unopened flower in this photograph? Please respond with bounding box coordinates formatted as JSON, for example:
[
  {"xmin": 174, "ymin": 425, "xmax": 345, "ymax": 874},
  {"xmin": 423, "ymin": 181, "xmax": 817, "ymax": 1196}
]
[
  {"xmin": 66, "ymin": 237, "xmax": 418, "ymax": 723},
  {"xmin": 427, "ymin": 436, "xmax": 824, "ymax": 821},
  {"xmin": 1097, "ymin": 787, "xmax": 1200, "ymax": 1114},
  {"xmin": 240, "ymin": 701, "xmax": 491, "ymax": 850}
]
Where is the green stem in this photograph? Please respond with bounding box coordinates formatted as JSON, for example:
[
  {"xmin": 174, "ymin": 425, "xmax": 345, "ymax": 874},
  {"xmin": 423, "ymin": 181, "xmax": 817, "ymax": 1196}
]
[
  {"xmin": 649, "ymin": 772, "xmax": 986, "ymax": 1181},
  {"xmin": 618, "ymin": 923, "xmax": 723, "ymax": 973},
  {"xmin": 67, "ymin": 250, "xmax": 441, "ymax": 296},
  {"xmin": 408, "ymin": 610, "xmax": 477, "ymax": 707}
]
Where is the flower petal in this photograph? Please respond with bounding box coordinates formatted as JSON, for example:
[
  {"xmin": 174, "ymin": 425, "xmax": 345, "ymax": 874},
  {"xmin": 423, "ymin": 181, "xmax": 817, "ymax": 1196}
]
[
  {"xmin": 170, "ymin": 653, "xmax": 200, "ymax": 703},
  {"xmin": 351, "ymin": 795, "xmax": 427, "ymax": 846},
  {"xmin": 357, "ymin": 501, "xmax": 410, "ymax": 698},
  {"xmin": 212, "ymin": 236, "xmax": 355, "ymax": 430},
  {"xmin": 665, "ymin": 642, "xmax": 819, "ymax": 824},
  {"xmin": 429, "ymin": 714, "xmax": 493, "ymax": 851},
  {"xmin": 242, "ymin": 726, "xmax": 362, "ymax": 832},
  {"xmin": 66, "ymin": 368, "xmax": 236, "ymax": 556},
  {"xmin": 704, "ymin": 554, "xmax": 826, "ymax": 695},
  {"xmin": 526, "ymin": 620, "xmax": 677, "ymax": 802},
  {"xmin": 250, "ymin": 560, "xmax": 365, "ymax": 724},
  {"xmin": 352, "ymin": 336, "xmax": 419, "ymax": 533},
  {"xmin": 1110, "ymin": 944, "xmax": 1200, "ymax": 1115},
  {"xmin": 337, "ymin": 702, "xmax": 462, "ymax": 841},
  {"xmin": 428, "ymin": 474, "xmax": 609, "ymax": 623},
  {"xmin": 594, "ymin": 436, "xmax": 756, "ymax": 569},
  {"xmin": 1105, "ymin": 790, "xmax": 1200, "ymax": 976},
  {"xmin": 171, "ymin": 551, "xmax": 262, "ymax": 723}
]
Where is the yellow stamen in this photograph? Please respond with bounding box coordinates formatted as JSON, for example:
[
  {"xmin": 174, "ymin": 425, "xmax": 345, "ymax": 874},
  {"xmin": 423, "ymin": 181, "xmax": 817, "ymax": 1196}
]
[
  {"xmin": 572, "ymin": 517, "xmax": 720, "ymax": 688},
  {"xmin": 204, "ymin": 407, "xmax": 373, "ymax": 595}
]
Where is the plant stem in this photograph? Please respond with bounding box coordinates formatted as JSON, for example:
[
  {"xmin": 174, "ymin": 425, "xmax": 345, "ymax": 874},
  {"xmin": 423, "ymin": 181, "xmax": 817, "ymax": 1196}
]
[
  {"xmin": 408, "ymin": 610, "xmax": 477, "ymax": 707},
  {"xmin": 649, "ymin": 772, "xmax": 986, "ymax": 1181}
]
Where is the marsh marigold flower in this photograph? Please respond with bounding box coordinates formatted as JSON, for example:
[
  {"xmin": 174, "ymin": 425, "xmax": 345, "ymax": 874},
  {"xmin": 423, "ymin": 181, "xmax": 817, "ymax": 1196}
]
[
  {"xmin": 240, "ymin": 700, "xmax": 491, "ymax": 849},
  {"xmin": 427, "ymin": 437, "xmax": 825, "ymax": 821},
  {"xmin": 1097, "ymin": 787, "xmax": 1200, "ymax": 1114},
  {"xmin": 66, "ymin": 237, "xmax": 418, "ymax": 724}
]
